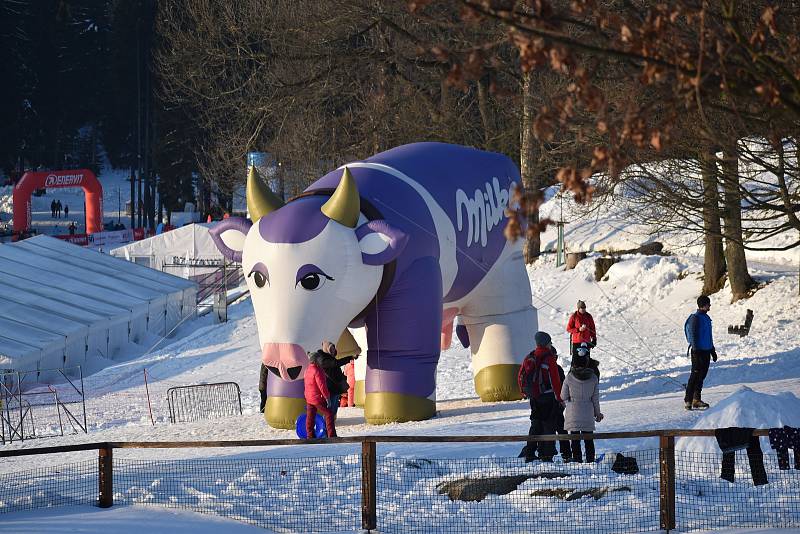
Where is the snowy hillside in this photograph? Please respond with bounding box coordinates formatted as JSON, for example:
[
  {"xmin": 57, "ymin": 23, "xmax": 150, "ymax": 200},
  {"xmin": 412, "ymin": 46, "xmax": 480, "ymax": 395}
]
[
  {"xmin": 539, "ymin": 185, "xmax": 800, "ymax": 266},
  {"xmin": 1, "ymin": 252, "xmax": 798, "ymax": 462}
]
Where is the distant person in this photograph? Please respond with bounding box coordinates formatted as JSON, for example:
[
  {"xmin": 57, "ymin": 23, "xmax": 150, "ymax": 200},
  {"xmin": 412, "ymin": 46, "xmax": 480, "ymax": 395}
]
[
  {"xmin": 50, "ymin": 199, "xmax": 56, "ymax": 218},
  {"xmin": 340, "ymin": 360, "xmax": 356, "ymax": 407},
  {"xmin": 56, "ymin": 200, "xmax": 62, "ymax": 218},
  {"xmin": 683, "ymin": 295, "xmax": 717, "ymax": 410},
  {"xmin": 517, "ymin": 331, "xmax": 563, "ymax": 462},
  {"xmin": 561, "ymin": 352, "xmax": 603, "ymax": 463},
  {"xmin": 567, "ymin": 300, "xmax": 596, "ymax": 357},
  {"xmin": 303, "ymin": 351, "xmax": 336, "ymax": 438},
  {"xmin": 68, "ymin": 222, "xmax": 77, "ymax": 235},
  {"xmin": 64, "ymin": 205, "xmax": 69, "ymax": 218},
  {"xmin": 258, "ymin": 363, "xmax": 268, "ymax": 413}
]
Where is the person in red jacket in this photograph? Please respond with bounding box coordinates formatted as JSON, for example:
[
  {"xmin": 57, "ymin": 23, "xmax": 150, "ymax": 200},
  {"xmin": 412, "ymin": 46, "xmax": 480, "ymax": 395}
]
[
  {"xmin": 340, "ymin": 360, "xmax": 356, "ymax": 407},
  {"xmin": 304, "ymin": 351, "xmax": 336, "ymax": 438},
  {"xmin": 567, "ymin": 300, "xmax": 596, "ymax": 357},
  {"xmin": 517, "ymin": 331, "xmax": 563, "ymax": 462}
]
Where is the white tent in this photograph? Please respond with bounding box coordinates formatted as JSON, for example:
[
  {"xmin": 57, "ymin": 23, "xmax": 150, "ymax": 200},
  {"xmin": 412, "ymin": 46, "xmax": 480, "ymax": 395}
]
[
  {"xmin": 110, "ymin": 223, "xmax": 224, "ymax": 277},
  {"xmin": 0, "ymin": 236, "xmax": 197, "ymax": 377}
]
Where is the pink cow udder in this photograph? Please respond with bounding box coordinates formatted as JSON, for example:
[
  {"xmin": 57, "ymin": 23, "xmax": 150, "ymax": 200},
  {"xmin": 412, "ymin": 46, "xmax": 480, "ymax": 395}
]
[
  {"xmin": 440, "ymin": 307, "xmax": 459, "ymax": 350},
  {"xmin": 262, "ymin": 343, "xmax": 309, "ymax": 381}
]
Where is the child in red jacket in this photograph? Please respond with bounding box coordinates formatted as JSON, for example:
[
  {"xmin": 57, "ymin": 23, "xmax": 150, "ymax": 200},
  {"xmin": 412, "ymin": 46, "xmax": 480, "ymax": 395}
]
[{"xmin": 304, "ymin": 351, "xmax": 336, "ymax": 438}]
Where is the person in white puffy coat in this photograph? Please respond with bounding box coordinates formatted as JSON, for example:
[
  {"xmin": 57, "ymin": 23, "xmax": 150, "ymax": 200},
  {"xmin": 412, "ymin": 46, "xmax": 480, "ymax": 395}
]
[{"xmin": 561, "ymin": 353, "xmax": 604, "ymax": 462}]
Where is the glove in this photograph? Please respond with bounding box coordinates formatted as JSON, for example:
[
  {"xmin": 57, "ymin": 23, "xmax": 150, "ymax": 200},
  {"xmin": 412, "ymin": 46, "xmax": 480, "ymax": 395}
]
[
  {"xmin": 595, "ymin": 413, "xmax": 604, "ymax": 422},
  {"xmin": 711, "ymin": 349, "xmax": 718, "ymax": 362}
]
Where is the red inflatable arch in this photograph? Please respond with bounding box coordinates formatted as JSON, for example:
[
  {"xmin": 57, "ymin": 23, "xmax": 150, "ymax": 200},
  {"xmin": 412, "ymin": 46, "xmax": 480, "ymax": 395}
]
[{"xmin": 12, "ymin": 169, "xmax": 104, "ymax": 235}]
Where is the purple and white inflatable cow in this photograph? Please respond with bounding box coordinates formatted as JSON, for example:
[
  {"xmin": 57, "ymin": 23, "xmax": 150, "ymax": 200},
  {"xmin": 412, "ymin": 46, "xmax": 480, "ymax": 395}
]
[{"xmin": 210, "ymin": 142, "xmax": 537, "ymax": 428}]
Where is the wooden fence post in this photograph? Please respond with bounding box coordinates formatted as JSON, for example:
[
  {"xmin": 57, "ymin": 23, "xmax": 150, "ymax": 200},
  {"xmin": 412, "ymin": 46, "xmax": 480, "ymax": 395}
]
[
  {"xmin": 361, "ymin": 440, "xmax": 377, "ymax": 532},
  {"xmin": 659, "ymin": 434, "xmax": 676, "ymax": 531},
  {"xmin": 98, "ymin": 444, "xmax": 113, "ymax": 508}
]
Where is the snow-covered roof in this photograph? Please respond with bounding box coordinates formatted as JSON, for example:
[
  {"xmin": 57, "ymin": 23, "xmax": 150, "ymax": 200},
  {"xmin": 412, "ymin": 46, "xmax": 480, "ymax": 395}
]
[{"xmin": 0, "ymin": 235, "xmax": 198, "ymax": 372}]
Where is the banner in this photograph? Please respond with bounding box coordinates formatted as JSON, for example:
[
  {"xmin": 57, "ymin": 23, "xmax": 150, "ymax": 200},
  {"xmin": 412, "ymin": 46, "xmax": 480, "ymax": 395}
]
[
  {"xmin": 88, "ymin": 229, "xmax": 134, "ymax": 247},
  {"xmin": 54, "ymin": 233, "xmax": 89, "ymax": 246}
]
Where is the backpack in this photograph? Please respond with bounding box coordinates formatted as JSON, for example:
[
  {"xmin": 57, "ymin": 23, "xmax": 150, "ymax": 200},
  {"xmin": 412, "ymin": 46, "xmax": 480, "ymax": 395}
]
[
  {"xmin": 683, "ymin": 313, "xmax": 696, "ymax": 345},
  {"xmin": 522, "ymin": 353, "xmax": 554, "ymax": 399}
]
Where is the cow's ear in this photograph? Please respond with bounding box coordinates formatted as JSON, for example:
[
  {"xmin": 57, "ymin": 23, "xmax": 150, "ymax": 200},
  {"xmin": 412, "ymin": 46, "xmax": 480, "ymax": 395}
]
[
  {"xmin": 355, "ymin": 220, "xmax": 408, "ymax": 266},
  {"xmin": 209, "ymin": 217, "xmax": 252, "ymax": 263}
]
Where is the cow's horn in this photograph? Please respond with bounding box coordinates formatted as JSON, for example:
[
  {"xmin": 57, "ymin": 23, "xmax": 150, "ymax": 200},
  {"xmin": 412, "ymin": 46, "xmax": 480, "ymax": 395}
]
[
  {"xmin": 321, "ymin": 167, "xmax": 359, "ymax": 228},
  {"xmin": 247, "ymin": 166, "xmax": 284, "ymax": 222}
]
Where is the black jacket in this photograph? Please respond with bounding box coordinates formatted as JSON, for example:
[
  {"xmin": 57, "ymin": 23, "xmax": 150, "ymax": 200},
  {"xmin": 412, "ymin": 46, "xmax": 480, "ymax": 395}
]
[{"xmin": 316, "ymin": 350, "xmax": 349, "ymax": 396}]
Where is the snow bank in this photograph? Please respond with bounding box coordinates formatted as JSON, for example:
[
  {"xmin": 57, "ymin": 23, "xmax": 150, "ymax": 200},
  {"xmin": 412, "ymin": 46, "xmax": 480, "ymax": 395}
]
[
  {"xmin": 677, "ymin": 386, "xmax": 800, "ymax": 454},
  {"xmin": 0, "ymin": 505, "xmax": 272, "ymax": 533}
]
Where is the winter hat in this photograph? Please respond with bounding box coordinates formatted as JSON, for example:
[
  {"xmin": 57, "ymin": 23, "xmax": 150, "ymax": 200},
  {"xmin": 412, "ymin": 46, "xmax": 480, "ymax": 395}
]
[
  {"xmin": 534, "ymin": 331, "xmax": 552, "ymax": 347},
  {"xmin": 576, "ymin": 345, "xmax": 590, "ymax": 357},
  {"xmin": 322, "ymin": 341, "xmax": 337, "ymax": 357},
  {"xmin": 577, "ymin": 300, "xmax": 587, "ymax": 310}
]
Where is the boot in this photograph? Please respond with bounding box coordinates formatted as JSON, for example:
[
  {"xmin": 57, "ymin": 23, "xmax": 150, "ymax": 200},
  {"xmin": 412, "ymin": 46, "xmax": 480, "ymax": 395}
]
[
  {"xmin": 684, "ymin": 401, "xmax": 693, "ymax": 411},
  {"xmin": 692, "ymin": 399, "xmax": 709, "ymax": 410}
]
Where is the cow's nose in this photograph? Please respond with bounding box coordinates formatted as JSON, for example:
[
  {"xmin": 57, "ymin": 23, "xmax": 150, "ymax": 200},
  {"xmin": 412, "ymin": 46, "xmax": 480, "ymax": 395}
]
[{"xmin": 262, "ymin": 342, "xmax": 309, "ymax": 381}]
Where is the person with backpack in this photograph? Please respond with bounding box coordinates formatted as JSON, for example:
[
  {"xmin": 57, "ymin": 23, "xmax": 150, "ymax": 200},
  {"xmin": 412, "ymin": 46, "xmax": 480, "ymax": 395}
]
[
  {"xmin": 303, "ymin": 351, "xmax": 336, "ymax": 438},
  {"xmin": 684, "ymin": 295, "xmax": 717, "ymax": 410},
  {"xmin": 517, "ymin": 331, "xmax": 564, "ymax": 462},
  {"xmin": 561, "ymin": 352, "xmax": 604, "ymax": 462},
  {"xmin": 567, "ymin": 300, "xmax": 597, "ymax": 357}
]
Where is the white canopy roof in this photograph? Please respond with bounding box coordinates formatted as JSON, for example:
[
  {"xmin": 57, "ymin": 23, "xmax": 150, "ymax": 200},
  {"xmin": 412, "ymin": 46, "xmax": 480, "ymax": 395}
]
[
  {"xmin": 0, "ymin": 236, "xmax": 198, "ymax": 373},
  {"xmin": 110, "ymin": 223, "xmax": 223, "ymax": 270}
]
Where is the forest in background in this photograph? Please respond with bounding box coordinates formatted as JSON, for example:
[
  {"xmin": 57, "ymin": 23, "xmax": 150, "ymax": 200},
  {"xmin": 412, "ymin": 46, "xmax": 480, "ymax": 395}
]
[{"xmin": 2, "ymin": 0, "xmax": 799, "ymax": 300}]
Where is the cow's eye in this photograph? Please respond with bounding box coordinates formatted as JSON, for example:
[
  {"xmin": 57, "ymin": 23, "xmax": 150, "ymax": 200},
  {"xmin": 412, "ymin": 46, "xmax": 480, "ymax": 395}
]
[
  {"xmin": 248, "ymin": 270, "xmax": 268, "ymax": 288},
  {"xmin": 299, "ymin": 272, "xmax": 322, "ymax": 291}
]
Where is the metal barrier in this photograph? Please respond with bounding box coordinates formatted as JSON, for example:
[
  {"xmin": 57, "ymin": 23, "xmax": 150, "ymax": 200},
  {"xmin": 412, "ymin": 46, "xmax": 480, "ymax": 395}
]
[
  {"xmin": 1, "ymin": 430, "xmax": 798, "ymax": 533},
  {"xmin": 166, "ymin": 382, "xmax": 242, "ymax": 424},
  {"xmin": 1, "ymin": 366, "xmax": 87, "ymax": 444}
]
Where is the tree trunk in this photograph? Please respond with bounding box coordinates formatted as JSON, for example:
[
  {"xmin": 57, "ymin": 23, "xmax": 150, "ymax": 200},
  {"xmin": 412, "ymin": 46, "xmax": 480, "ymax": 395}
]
[
  {"xmin": 520, "ymin": 72, "xmax": 540, "ymax": 264},
  {"xmin": 700, "ymin": 150, "xmax": 726, "ymax": 295},
  {"xmin": 720, "ymin": 146, "xmax": 755, "ymax": 301},
  {"xmin": 477, "ymin": 76, "xmax": 492, "ymax": 150}
]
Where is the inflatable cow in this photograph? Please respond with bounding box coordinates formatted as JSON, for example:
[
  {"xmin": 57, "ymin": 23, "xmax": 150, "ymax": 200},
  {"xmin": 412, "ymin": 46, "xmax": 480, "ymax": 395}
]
[{"xmin": 210, "ymin": 142, "xmax": 537, "ymax": 428}]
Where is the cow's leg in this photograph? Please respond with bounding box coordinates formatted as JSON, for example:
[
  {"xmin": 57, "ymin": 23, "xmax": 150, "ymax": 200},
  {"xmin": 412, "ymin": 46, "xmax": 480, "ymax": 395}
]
[
  {"xmin": 364, "ymin": 256, "xmax": 442, "ymax": 424},
  {"xmin": 264, "ymin": 373, "xmax": 306, "ymax": 429},
  {"xmin": 460, "ymin": 245, "xmax": 538, "ymax": 401}
]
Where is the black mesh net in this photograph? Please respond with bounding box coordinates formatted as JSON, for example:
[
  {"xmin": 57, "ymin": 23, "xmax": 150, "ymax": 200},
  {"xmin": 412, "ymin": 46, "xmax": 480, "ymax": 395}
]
[
  {"xmin": 114, "ymin": 454, "xmax": 361, "ymax": 533},
  {"xmin": 676, "ymin": 448, "xmax": 800, "ymax": 531},
  {"xmin": 0, "ymin": 459, "xmax": 96, "ymax": 514},
  {"xmin": 2, "ymin": 440, "xmax": 800, "ymax": 533},
  {"xmin": 376, "ymin": 450, "xmax": 661, "ymax": 534}
]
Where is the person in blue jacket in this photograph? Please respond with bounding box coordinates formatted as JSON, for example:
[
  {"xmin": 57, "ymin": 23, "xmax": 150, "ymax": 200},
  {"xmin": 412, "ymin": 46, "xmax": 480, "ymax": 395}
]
[{"xmin": 684, "ymin": 295, "xmax": 718, "ymax": 410}]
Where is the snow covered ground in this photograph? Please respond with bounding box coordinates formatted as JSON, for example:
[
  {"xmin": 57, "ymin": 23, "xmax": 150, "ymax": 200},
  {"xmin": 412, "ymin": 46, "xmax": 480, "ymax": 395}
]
[{"xmin": 1, "ymin": 248, "xmax": 799, "ymax": 532}]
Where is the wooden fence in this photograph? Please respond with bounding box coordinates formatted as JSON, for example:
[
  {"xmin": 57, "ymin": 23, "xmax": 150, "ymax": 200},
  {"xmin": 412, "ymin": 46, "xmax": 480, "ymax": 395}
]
[{"xmin": 0, "ymin": 428, "xmax": 773, "ymax": 533}]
